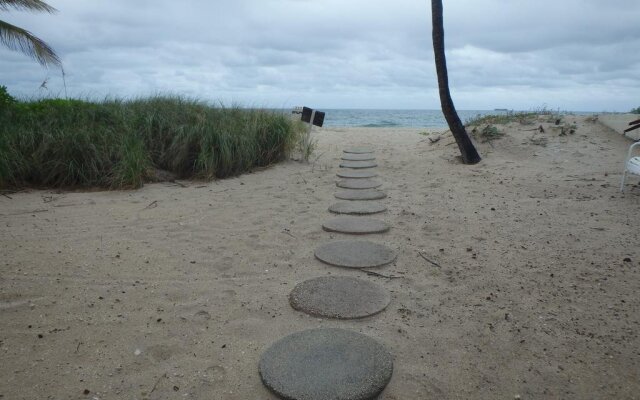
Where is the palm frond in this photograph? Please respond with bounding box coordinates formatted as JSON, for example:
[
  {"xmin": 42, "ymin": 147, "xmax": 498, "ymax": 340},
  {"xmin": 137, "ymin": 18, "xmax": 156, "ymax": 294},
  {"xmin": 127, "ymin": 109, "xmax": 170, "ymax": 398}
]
[
  {"xmin": 0, "ymin": 0, "xmax": 56, "ymax": 13},
  {"xmin": 0, "ymin": 19, "xmax": 60, "ymax": 67}
]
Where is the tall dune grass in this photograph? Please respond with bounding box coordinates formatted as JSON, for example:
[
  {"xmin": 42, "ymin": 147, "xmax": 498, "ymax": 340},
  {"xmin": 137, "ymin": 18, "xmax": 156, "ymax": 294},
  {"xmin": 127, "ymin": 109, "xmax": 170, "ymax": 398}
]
[{"xmin": 0, "ymin": 95, "xmax": 304, "ymax": 189}]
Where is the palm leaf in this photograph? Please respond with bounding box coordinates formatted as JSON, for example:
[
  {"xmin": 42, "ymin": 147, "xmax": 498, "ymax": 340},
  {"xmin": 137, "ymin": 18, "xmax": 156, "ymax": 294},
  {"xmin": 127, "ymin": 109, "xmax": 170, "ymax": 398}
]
[
  {"xmin": 0, "ymin": 0, "xmax": 56, "ymax": 13},
  {"xmin": 0, "ymin": 19, "xmax": 60, "ymax": 66}
]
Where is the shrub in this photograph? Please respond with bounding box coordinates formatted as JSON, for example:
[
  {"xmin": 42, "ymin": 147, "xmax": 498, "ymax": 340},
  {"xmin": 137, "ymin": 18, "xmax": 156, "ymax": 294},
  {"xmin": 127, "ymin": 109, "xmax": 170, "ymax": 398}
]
[
  {"xmin": 0, "ymin": 85, "xmax": 16, "ymax": 109},
  {"xmin": 471, "ymin": 125, "xmax": 505, "ymax": 143},
  {"xmin": 465, "ymin": 107, "xmax": 562, "ymax": 126},
  {"xmin": 0, "ymin": 94, "xmax": 305, "ymax": 189}
]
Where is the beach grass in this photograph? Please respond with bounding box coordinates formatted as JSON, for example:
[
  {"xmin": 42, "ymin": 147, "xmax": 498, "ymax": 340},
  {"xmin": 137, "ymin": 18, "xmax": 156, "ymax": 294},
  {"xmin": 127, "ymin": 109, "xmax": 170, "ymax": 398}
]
[
  {"xmin": 465, "ymin": 108, "xmax": 562, "ymax": 127},
  {"xmin": 0, "ymin": 92, "xmax": 304, "ymax": 189}
]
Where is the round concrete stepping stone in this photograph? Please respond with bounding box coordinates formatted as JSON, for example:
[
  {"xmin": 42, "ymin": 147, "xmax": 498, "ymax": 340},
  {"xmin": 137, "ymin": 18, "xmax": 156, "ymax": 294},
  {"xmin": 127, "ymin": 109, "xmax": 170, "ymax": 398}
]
[
  {"xmin": 340, "ymin": 160, "xmax": 377, "ymax": 169},
  {"xmin": 336, "ymin": 179, "xmax": 382, "ymax": 190},
  {"xmin": 335, "ymin": 190, "xmax": 386, "ymax": 201},
  {"xmin": 259, "ymin": 328, "xmax": 393, "ymax": 400},
  {"xmin": 342, "ymin": 153, "xmax": 375, "ymax": 161},
  {"xmin": 328, "ymin": 202, "xmax": 387, "ymax": 215},
  {"xmin": 336, "ymin": 170, "xmax": 378, "ymax": 179},
  {"xmin": 344, "ymin": 147, "xmax": 374, "ymax": 154},
  {"xmin": 315, "ymin": 240, "xmax": 397, "ymax": 268},
  {"xmin": 289, "ymin": 276, "xmax": 391, "ymax": 319},
  {"xmin": 322, "ymin": 216, "xmax": 390, "ymax": 234}
]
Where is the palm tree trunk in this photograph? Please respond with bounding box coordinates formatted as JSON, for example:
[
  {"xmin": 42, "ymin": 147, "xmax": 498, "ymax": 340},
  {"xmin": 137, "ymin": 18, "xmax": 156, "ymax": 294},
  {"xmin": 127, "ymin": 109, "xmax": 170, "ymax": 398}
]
[{"xmin": 431, "ymin": 0, "xmax": 481, "ymax": 164}]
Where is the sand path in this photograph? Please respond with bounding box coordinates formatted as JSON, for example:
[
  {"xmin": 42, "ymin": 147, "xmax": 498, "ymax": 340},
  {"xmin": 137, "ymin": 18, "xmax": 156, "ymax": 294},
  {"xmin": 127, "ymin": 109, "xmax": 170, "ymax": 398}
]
[{"xmin": 1, "ymin": 117, "xmax": 639, "ymax": 399}]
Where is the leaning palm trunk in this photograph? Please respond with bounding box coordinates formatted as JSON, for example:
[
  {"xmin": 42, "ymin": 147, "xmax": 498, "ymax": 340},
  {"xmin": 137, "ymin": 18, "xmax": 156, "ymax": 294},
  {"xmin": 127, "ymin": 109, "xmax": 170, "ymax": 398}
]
[
  {"xmin": 0, "ymin": 0, "xmax": 60, "ymax": 67},
  {"xmin": 431, "ymin": 0, "xmax": 480, "ymax": 164}
]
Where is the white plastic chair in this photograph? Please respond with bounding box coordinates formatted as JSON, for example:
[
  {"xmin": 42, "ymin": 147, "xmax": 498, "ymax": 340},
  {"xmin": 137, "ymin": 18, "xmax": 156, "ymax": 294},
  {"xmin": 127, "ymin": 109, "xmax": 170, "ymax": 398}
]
[{"xmin": 620, "ymin": 142, "xmax": 640, "ymax": 192}]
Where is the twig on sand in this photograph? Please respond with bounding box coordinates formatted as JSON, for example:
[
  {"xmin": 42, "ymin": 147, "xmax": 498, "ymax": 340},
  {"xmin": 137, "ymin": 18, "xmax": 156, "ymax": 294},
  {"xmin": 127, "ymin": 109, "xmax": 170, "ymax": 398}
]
[
  {"xmin": 170, "ymin": 180, "xmax": 187, "ymax": 188},
  {"xmin": 564, "ymin": 177, "xmax": 602, "ymax": 182},
  {"xmin": 418, "ymin": 252, "xmax": 442, "ymax": 268},
  {"xmin": 149, "ymin": 373, "xmax": 167, "ymax": 395},
  {"xmin": 6, "ymin": 209, "xmax": 48, "ymax": 216},
  {"xmin": 143, "ymin": 200, "xmax": 158, "ymax": 210},
  {"xmin": 1, "ymin": 189, "xmax": 24, "ymax": 199},
  {"xmin": 364, "ymin": 271, "xmax": 402, "ymax": 279},
  {"xmin": 282, "ymin": 229, "xmax": 297, "ymax": 239}
]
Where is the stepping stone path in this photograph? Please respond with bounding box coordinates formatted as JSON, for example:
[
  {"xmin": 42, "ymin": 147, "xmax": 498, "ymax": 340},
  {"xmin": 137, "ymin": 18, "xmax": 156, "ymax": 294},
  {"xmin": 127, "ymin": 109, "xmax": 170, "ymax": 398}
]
[
  {"xmin": 342, "ymin": 153, "xmax": 376, "ymax": 161},
  {"xmin": 343, "ymin": 147, "xmax": 374, "ymax": 154},
  {"xmin": 315, "ymin": 240, "xmax": 397, "ymax": 268},
  {"xmin": 336, "ymin": 170, "xmax": 378, "ymax": 179},
  {"xmin": 289, "ymin": 276, "xmax": 391, "ymax": 319},
  {"xmin": 335, "ymin": 189, "xmax": 386, "ymax": 201},
  {"xmin": 336, "ymin": 179, "xmax": 382, "ymax": 190},
  {"xmin": 328, "ymin": 201, "xmax": 387, "ymax": 215},
  {"xmin": 260, "ymin": 145, "xmax": 400, "ymax": 399},
  {"xmin": 340, "ymin": 160, "xmax": 377, "ymax": 169},
  {"xmin": 259, "ymin": 328, "xmax": 393, "ymax": 400},
  {"xmin": 322, "ymin": 216, "xmax": 390, "ymax": 234}
]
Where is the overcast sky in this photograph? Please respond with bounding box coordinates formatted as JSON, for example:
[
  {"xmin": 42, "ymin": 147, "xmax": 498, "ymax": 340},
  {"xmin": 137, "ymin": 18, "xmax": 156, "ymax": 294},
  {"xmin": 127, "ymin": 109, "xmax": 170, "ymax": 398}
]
[{"xmin": 1, "ymin": 0, "xmax": 639, "ymax": 111}]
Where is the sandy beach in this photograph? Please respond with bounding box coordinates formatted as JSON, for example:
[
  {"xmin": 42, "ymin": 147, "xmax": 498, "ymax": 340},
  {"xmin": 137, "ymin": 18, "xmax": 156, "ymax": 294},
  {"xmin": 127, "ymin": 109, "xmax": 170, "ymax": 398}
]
[{"xmin": 1, "ymin": 115, "xmax": 639, "ymax": 399}]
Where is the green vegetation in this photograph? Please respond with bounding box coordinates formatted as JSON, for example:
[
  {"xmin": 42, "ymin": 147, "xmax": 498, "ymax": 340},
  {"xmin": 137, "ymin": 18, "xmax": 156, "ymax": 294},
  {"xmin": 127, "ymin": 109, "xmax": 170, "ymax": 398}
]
[
  {"xmin": 0, "ymin": 84, "xmax": 15, "ymax": 108},
  {"xmin": 0, "ymin": 91, "xmax": 304, "ymax": 189},
  {"xmin": 631, "ymin": 106, "xmax": 640, "ymax": 114},
  {"xmin": 464, "ymin": 108, "xmax": 566, "ymax": 144},
  {"xmin": 466, "ymin": 111, "xmax": 537, "ymax": 126},
  {"xmin": 471, "ymin": 125, "xmax": 505, "ymax": 143},
  {"xmin": 465, "ymin": 108, "xmax": 562, "ymax": 127}
]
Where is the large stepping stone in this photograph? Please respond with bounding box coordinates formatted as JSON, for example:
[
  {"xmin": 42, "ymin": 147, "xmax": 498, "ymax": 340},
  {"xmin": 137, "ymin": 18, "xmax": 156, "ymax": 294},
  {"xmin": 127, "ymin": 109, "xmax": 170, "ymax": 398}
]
[
  {"xmin": 344, "ymin": 147, "xmax": 374, "ymax": 154},
  {"xmin": 336, "ymin": 170, "xmax": 378, "ymax": 179},
  {"xmin": 259, "ymin": 328, "xmax": 393, "ymax": 400},
  {"xmin": 328, "ymin": 201, "xmax": 387, "ymax": 215},
  {"xmin": 336, "ymin": 179, "xmax": 382, "ymax": 190},
  {"xmin": 335, "ymin": 190, "xmax": 386, "ymax": 201},
  {"xmin": 342, "ymin": 153, "xmax": 375, "ymax": 161},
  {"xmin": 340, "ymin": 161, "xmax": 377, "ymax": 169},
  {"xmin": 322, "ymin": 216, "xmax": 390, "ymax": 234},
  {"xmin": 289, "ymin": 276, "xmax": 391, "ymax": 319},
  {"xmin": 315, "ymin": 240, "xmax": 397, "ymax": 268}
]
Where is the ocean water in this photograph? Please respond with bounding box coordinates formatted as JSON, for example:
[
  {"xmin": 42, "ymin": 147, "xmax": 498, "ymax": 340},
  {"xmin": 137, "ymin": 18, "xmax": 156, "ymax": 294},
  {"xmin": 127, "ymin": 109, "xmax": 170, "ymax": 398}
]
[{"xmin": 321, "ymin": 109, "xmax": 505, "ymax": 129}]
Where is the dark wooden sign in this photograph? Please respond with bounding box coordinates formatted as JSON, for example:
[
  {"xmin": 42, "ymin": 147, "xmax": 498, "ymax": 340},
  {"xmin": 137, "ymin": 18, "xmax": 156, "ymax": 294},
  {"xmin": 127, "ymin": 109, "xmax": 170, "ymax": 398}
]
[{"xmin": 298, "ymin": 106, "xmax": 325, "ymax": 127}]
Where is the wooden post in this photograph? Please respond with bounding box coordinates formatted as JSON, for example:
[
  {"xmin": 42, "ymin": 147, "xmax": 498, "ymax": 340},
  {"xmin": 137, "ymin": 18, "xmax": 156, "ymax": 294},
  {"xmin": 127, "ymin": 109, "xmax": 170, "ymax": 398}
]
[{"xmin": 303, "ymin": 110, "xmax": 316, "ymax": 162}]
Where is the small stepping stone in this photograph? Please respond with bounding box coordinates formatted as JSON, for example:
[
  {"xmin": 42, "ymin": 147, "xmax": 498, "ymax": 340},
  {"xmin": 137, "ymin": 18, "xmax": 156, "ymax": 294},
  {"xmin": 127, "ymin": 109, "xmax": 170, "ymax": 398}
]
[
  {"xmin": 322, "ymin": 216, "xmax": 390, "ymax": 234},
  {"xmin": 328, "ymin": 201, "xmax": 387, "ymax": 215},
  {"xmin": 335, "ymin": 190, "xmax": 386, "ymax": 201},
  {"xmin": 344, "ymin": 147, "xmax": 374, "ymax": 154},
  {"xmin": 315, "ymin": 240, "xmax": 397, "ymax": 268},
  {"xmin": 336, "ymin": 170, "xmax": 378, "ymax": 179},
  {"xmin": 342, "ymin": 153, "xmax": 375, "ymax": 161},
  {"xmin": 289, "ymin": 276, "xmax": 391, "ymax": 319},
  {"xmin": 259, "ymin": 328, "xmax": 393, "ymax": 400},
  {"xmin": 340, "ymin": 161, "xmax": 377, "ymax": 169},
  {"xmin": 336, "ymin": 179, "xmax": 382, "ymax": 190}
]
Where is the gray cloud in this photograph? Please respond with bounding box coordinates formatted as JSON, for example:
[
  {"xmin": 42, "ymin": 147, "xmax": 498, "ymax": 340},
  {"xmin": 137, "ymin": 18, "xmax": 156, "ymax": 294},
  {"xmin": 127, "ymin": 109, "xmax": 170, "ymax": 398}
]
[{"xmin": 0, "ymin": 0, "xmax": 638, "ymax": 110}]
